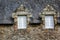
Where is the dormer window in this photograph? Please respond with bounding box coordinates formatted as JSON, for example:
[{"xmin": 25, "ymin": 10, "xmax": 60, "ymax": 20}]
[
  {"xmin": 40, "ymin": 5, "xmax": 57, "ymax": 29},
  {"xmin": 12, "ymin": 4, "xmax": 32, "ymax": 30}
]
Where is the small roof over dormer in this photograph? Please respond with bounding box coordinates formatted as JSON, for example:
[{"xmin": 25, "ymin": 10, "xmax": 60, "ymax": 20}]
[
  {"xmin": 43, "ymin": 5, "xmax": 56, "ymax": 11},
  {"xmin": 12, "ymin": 4, "xmax": 32, "ymax": 19},
  {"xmin": 40, "ymin": 5, "xmax": 57, "ymax": 15},
  {"xmin": 15, "ymin": 4, "xmax": 29, "ymax": 12}
]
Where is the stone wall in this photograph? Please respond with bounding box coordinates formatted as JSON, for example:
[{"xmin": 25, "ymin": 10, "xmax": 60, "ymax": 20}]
[{"xmin": 0, "ymin": 24, "xmax": 60, "ymax": 40}]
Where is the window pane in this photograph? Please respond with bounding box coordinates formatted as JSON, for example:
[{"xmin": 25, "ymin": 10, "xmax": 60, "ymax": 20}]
[
  {"xmin": 17, "ymin": 16, "xmax": 27, "ymax": 29},
  {"xmin": 45, "ymin": 16, "xmax": 54, "ymax": 29}
]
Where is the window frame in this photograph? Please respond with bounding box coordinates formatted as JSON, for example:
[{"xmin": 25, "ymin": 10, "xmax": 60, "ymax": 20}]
[
  {"xmin": 44, "ymin": 15, "xmax": 54, "ymax": 29},
  {"xmin": 12, "ymin": 12, "xmax": 32, "ymax": 30},
  {"xmin": 17, "ymin": 15, "xmax": 27, "ymax": 29}
]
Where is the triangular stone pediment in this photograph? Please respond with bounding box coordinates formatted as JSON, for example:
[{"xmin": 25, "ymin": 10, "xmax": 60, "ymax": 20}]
[
  {"xmin": 43, "ymin": 5, "xmax": 56, "ymax": 11},
  {"xmin": 41, "ymin": 5, "xmax": 57, "ymax": 15}
]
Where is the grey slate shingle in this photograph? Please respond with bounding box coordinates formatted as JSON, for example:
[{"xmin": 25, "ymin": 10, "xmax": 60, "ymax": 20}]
[{"xmin": 0, "ymin": 0, "xmax": 60, "ymax": 24}]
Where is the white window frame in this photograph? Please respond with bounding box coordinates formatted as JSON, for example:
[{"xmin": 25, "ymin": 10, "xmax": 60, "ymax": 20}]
[
  {"xmin": 44, "ymin": 15, "xmax": 54, "ymax": 29},
  {"xmin": 17, "ymin": 16, "xmax": 27, "ymax": 29},
  {"xmin": 12, "ymin": 12, "xmax": 32, "ymax": 30}
]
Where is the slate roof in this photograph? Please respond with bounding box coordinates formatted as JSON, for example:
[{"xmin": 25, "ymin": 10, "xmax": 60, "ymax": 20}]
[{"xmin": 0, "ymin": 0, "xmax": 60, "ymax": 24}]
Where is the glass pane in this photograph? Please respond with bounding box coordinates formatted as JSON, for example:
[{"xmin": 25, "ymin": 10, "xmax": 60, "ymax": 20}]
[
  {"xmin": 45, "ymin": 16, "xmax": 54, "ymax": 29},
  {"xmin": 17, "ymin": 16, "xmax": 27, "ymax": 29}
]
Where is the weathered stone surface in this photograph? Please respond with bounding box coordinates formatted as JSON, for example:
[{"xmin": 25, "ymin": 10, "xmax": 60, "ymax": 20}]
[{"xmin": 0, "ymin": 25, "xmax": 59, "ymax": 40}]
